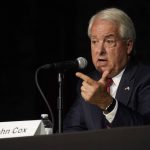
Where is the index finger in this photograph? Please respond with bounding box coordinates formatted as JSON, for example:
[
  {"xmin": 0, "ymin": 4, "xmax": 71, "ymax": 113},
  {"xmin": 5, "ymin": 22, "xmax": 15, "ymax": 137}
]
[{"xmin": 76, "ymin": 72, "xmax": 95, "ymax": 85}]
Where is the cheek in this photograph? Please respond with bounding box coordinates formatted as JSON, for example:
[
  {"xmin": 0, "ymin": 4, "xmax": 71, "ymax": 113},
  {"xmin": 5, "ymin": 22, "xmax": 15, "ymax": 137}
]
[
  {"xmin": 107, "ymin": 50, "xmax": 121, "ymax": 67},
  {"xmin": 91, "ymin": 49, "xmax": 97, "ymax": 63},
  {"xmin": 108, "ymin": 49, "xmax": 128, "ymax": 69}
]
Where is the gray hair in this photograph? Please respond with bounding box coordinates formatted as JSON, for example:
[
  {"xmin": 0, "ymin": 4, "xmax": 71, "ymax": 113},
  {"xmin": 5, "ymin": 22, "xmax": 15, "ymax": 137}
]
[{"xmin": 88, "ymin": 8, "xmax": 136, "ymax": 42}]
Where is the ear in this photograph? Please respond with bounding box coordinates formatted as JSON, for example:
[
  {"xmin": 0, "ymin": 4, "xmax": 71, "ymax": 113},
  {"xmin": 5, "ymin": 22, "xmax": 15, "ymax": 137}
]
[{"xmin": 126, "ymin": 40, "xmax": 134, "ymax": 55}]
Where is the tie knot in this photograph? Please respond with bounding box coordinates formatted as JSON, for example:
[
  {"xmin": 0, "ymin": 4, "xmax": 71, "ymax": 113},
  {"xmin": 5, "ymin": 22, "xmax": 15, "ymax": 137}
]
[{"xmin": 107, "ymin": 78, "xmax": 113, "ymax": 87}]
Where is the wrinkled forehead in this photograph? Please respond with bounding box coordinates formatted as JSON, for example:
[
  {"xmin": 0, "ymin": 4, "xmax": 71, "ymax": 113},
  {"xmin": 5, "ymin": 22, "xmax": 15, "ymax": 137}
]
[{"xmin": 90, "ymin": 19, "xmax": 120, "ymax": 38}]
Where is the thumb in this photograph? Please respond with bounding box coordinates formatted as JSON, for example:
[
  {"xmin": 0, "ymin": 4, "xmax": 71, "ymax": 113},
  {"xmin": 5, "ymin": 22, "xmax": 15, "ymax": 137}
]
[{"xmin": 98, "ymin": 71, "xmax": 110, "ymax": 84}]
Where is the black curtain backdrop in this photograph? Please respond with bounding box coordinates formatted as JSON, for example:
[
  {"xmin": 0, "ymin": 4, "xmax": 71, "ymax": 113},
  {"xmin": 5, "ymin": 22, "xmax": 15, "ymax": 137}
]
[{"xmin": 1, "ymin": 0, "xmax": 150, "ymax": 132}]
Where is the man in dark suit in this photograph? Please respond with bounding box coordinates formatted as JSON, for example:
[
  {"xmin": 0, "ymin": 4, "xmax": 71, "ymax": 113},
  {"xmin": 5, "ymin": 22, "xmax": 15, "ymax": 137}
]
[{"xmin": 63, "ymin": 8, "xmax": 150, "ymax": 132}]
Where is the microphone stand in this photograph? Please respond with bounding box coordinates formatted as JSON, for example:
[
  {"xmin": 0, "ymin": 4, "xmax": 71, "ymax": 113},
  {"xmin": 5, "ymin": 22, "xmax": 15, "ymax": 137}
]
[{"xmin": 57, "ymin": 72, "xmax": 64, "ymax": 133}]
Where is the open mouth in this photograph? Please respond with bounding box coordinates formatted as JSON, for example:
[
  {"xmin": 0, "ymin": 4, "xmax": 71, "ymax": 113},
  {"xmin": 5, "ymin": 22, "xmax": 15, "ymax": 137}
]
[
  {"xmin": 98, "ymin": 59, "xmax": 107, "ymax": 65},
  {"xmin": 98, "ymin": 58, "xmax": 107, "ymax": 62},
  {"xmin": 99, "ymin": 59, "xmax": 106, "ymax": 61}
]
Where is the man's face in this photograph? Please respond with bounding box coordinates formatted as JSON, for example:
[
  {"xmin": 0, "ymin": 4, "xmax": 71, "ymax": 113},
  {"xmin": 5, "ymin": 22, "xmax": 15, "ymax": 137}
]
[{"xmin": 90, "ymin": 19, "xmax": 133, "ymax": 77}]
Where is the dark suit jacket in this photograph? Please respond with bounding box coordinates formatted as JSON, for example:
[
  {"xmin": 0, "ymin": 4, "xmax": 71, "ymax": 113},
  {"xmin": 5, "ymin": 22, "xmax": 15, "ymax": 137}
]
[{"xmin": 63, "ymin": 59, "xmax": 150, "ymax": 132}]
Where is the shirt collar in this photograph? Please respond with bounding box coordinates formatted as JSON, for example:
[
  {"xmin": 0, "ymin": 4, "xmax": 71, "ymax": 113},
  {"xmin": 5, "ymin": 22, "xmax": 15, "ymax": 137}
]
[{"xmin": 112, "ymin": 69, "xmax": 125, "ymax": 87}]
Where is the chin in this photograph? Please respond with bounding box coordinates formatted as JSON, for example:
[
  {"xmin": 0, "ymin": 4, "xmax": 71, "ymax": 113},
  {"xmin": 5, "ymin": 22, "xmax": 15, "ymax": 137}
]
[
  {"xmin": 96, "ymin": 67, "xmax": 104, "ymax": 73},
  {"xmin": 97, "ymin": 66, "xmax": 106, "ymax": 72},
  {"xmin": 96, "ymin": 67, "xmax": 113, "ymax": 77}
]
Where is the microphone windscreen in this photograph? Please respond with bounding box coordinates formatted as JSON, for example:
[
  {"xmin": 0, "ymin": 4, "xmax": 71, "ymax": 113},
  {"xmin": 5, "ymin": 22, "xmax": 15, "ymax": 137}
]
[{"xmin": 77, "ymin": 57, "xmax": 88, "ymax": 69}]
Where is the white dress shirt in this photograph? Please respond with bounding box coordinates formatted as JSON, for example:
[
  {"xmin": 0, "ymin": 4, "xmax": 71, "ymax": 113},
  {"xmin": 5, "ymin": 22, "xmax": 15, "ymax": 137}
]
[{"xmin": 104, "ymin": 69, "xmax": 125, "ymax": 123}]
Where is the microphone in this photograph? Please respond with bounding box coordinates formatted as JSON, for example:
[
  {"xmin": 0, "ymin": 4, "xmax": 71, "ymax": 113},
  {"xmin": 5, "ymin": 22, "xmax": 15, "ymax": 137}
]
[{"xmin": 43, "ymin": 57, "xmax": 88, "ymax": 71}]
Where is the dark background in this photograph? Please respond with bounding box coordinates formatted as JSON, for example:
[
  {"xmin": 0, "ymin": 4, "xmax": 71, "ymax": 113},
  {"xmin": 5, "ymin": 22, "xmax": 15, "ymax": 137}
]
[{"xmin": 1, "ymin": 0, "xmax": 150, "ymax": 132}]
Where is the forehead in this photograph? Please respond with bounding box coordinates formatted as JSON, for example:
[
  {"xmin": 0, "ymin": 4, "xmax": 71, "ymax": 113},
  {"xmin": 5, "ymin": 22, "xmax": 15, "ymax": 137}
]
[{"xmin": 90, "ymin": 19, "xmax": 119, "ymax": 38}]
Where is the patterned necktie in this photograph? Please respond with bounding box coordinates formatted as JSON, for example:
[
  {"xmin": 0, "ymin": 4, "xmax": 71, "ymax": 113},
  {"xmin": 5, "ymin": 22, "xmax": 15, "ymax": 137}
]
[{"xmin": 106, "ymin": 78, "xmax": 113, "ymax": 94}]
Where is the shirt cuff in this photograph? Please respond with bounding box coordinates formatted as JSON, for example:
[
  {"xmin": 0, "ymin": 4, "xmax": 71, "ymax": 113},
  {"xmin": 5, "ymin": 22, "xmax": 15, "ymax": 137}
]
[{"xmin": 103, "ymin": 99, "xmax": 118, "ymax": 123}]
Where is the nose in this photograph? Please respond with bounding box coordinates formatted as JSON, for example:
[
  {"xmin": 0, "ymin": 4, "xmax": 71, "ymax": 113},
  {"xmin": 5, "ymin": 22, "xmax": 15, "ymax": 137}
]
[{"xmin": 96, "ymin": 41, "xmax": 106, "ymax": 55}]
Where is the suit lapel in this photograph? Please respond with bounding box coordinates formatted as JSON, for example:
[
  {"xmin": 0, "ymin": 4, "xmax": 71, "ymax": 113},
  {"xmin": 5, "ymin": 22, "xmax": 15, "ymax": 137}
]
[{"xmin": 115, "ymin": 59, "xmax": 138, "ymax": 105}]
